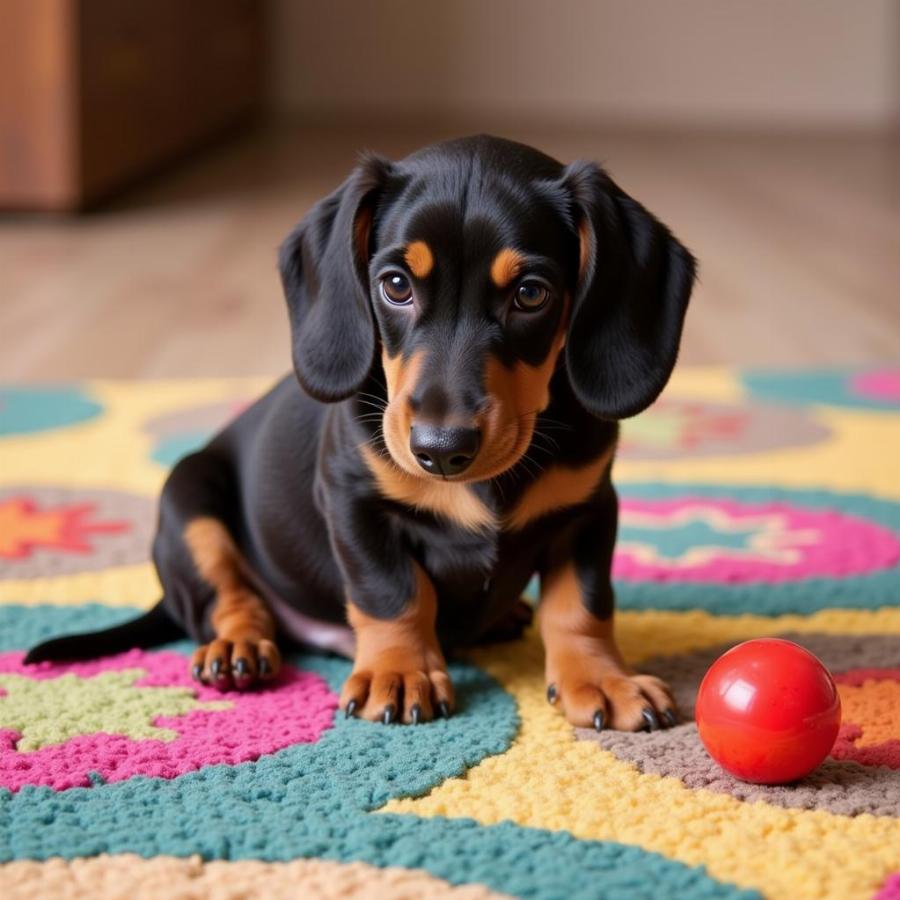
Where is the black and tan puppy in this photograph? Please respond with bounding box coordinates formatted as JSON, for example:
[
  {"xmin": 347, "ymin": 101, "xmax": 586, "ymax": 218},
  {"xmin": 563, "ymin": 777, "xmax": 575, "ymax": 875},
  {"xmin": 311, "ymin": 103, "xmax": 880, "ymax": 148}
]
[{"xmin": 27, "ymin": 136, "xmax": 696, "ymax": 731}]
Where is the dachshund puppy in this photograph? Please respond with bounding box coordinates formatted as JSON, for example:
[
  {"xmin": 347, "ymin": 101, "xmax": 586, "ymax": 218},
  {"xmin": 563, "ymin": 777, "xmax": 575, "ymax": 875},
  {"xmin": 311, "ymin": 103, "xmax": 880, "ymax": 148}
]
[{"xmin": 27, "ymin": 135, "xmax": 696, "ymax": 731}]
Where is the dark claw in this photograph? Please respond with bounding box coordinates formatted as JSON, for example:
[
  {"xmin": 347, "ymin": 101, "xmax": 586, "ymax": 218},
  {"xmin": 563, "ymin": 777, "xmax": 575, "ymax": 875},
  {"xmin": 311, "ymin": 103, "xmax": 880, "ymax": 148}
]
[
  {"xmin": 410, "ymin": 704, "xmax": 422, "ymax": 725},
  {"xmin": 662, "ymin": 709, "xmax": 678, "ymax": 728},
  {"xmin": 641, "ymin": 708, "xmax": 660, "ymax": 732},
  {"xmin": 438, "ymin": 700, "xmax": 451, "ymax": 719},
  {"xmin": 233, "ymin": 658, "xmax": 249, "ymax": 679},
  {"xmin": 345, "ymin": 699, "xmax": 358, "ymax": 719},
  {"xmin": 593, "ymin": 710, "xmax": 605, "ymax": 732},
  {"xmin": 191, "ymin": 663, "xmax": 202, "ymax": 681},
  {"xmin": 382, "ymin": 705, "xmax": 396, "ymax": 725},
  {"xmin": 210, "ymin": 658, "xmax": 225, "ymax": 678},
  {"xmin": 546, "ymin": 684, "xmax": 558, "ymax": 704},
  {"xmin": 258, "ymin": 657, "xmax": 271, "ymax": 677}
]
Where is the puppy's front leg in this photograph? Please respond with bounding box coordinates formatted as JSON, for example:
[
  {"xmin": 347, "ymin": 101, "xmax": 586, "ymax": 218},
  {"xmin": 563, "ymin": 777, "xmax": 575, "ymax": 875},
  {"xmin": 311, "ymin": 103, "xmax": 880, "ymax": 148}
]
[
  {"xmin": 183, "ymin": 516, "xmax": 281, "ymax": 690},
  {"xmin": 324, "ymin": 484, "xmax": 452, "ymax": 724},
  {"xmin": 342, "ymin": 562, "xmax": 453, "ymax": 724},
  {"xmin": 539, "ymin": 487, "xmax": 677, "ymax": 732}
]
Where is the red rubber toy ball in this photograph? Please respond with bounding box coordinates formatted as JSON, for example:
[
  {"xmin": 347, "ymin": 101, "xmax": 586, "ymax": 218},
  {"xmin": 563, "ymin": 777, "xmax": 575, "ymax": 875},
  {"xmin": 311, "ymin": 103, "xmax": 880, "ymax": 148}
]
[{"xmin": 695, "ymin": 638, "xmax": 842, "ymax": 784}]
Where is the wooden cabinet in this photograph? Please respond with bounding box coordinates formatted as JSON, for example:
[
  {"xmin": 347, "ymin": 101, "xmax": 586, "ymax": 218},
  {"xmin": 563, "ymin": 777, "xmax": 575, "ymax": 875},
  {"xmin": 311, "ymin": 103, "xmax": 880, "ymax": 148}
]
[{"xmin": 0, "ymin": 0, "xmax": 264, "ymax": 210}]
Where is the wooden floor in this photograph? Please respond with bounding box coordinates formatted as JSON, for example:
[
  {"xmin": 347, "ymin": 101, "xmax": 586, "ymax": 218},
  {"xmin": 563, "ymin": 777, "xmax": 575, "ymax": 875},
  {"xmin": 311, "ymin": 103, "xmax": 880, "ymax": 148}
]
[{"xmin": 1, "ymin": 120, "xmax": 898, "ymax": 379}]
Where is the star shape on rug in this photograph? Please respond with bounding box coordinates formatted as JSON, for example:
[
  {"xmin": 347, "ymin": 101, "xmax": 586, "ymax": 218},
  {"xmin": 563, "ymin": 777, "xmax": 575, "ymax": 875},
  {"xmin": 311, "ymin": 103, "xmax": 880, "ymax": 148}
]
[
  {"xmin": 0, "ymin": 669, "xmax": 230, "ymax": 752},
  {"xmin": 0, "ymin": 497, "xmax": 129, "ymax": 560},
  {"xmin": 617, "ymin": 505, "xmax": 819, "ymax": 568}
]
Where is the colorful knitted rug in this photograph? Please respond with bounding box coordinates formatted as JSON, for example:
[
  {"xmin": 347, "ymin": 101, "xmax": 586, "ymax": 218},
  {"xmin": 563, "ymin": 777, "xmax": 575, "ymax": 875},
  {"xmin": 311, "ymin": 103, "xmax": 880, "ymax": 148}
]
[{"xmin": 1, "ymin": 368, "xmax": 899, "ymax": 899}]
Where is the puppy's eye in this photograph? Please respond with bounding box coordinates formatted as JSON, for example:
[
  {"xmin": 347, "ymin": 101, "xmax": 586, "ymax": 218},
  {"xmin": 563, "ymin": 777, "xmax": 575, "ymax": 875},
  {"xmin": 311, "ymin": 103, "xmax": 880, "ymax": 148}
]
[
  {"xmin": 381, "ymin": 273, "xmax": 413, "ymax": 306},
  {"xmin": 514, "ymin": 281, "xmax": 550, "ymax": 312}
]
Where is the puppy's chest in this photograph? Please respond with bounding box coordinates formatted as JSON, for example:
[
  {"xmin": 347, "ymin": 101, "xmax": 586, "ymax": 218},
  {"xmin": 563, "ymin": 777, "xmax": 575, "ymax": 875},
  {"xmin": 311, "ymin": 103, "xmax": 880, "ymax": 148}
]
[{"xmin": 408, "ymin": 513, "xmax": 543, "ymax": 608}]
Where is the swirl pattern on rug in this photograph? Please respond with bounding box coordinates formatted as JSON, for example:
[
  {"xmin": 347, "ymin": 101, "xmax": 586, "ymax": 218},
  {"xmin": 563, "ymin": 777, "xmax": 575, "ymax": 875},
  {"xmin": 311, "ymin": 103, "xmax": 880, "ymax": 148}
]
[{"xmin": 614, "ymin": 484, "xmax": 900, "ymax": 614}]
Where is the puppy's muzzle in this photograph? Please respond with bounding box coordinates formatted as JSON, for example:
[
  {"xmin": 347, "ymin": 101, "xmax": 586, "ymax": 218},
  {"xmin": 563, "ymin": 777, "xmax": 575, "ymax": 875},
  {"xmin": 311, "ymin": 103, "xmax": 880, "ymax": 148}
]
[{"xmin": 410, "ymin": 424, "xmax": 481, "ymax": 476}]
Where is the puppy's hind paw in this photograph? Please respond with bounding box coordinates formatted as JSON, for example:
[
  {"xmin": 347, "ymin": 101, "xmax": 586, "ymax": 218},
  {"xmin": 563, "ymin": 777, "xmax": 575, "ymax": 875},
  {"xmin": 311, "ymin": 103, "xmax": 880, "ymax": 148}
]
[{"xmin": 190, "ymin": 638, "xmax": 281, "ymax": 691}]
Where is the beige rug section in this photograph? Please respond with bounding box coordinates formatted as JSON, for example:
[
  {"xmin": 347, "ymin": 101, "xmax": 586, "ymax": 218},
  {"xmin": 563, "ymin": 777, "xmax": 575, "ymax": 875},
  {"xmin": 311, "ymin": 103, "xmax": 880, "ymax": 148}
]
[{"xmin": 3, "ymin": 854, "xmax": 511, "ymax": 900}]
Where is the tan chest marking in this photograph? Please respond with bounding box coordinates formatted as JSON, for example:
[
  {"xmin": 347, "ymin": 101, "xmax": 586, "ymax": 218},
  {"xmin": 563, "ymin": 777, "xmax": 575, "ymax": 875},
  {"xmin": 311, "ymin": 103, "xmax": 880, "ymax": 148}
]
[
  {"xmin": 504, "ymin": 447, "xmax": 615, "ymax": 531},
  {"xmin": 362, "ymin": 446, "xmax": 497, "ymax": 532}
]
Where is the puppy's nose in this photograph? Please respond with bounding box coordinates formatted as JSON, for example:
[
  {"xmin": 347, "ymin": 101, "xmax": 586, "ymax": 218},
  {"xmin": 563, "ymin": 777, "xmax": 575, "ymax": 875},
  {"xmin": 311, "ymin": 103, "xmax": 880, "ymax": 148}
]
[{"xmin": 410, "ymin": 425, "xmax": 481, "ymax": 476}]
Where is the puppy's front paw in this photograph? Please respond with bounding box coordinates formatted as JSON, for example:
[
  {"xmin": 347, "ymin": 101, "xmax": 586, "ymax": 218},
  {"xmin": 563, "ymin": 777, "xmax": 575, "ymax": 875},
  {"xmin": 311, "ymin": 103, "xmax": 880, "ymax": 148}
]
[
  {"xmin": 547, "ymin": 666, "xmax": 677, "ymax": 732},
  {"xmin": 191, "ymin": 638, "xmax": 281, "ymax": 691},
  {"xmin": 340, "ymin": 661, "xmax": 454, "ymax": 724}
]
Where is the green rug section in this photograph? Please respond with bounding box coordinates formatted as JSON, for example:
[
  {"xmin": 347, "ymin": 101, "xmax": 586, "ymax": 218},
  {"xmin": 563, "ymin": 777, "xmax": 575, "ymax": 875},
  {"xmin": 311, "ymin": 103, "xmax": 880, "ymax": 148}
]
[{"xmin": 0, "ymin": 670, "xmax": 228, "ymax": 751}]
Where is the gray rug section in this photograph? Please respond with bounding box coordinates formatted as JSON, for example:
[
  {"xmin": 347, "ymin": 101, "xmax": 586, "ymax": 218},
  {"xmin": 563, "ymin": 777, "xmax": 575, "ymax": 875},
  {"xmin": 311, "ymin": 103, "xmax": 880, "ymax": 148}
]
[
  {"xmin": 640, "ymin": 632, "xmax": 900, "ymax": 720},
  {"xmin": 619, "ymin": 400, "xmax": 831, "ymax": 460},
  {"xmin": 576, "ymin": 632, "xmax": 900, "ymax": 816},
  {"xmin": 0, "ymin": 486, "xmax": 155, "ymax": 579},
  {"xmin": 580, "ymin": 722, "xmax": 900, "ymax": 817}
]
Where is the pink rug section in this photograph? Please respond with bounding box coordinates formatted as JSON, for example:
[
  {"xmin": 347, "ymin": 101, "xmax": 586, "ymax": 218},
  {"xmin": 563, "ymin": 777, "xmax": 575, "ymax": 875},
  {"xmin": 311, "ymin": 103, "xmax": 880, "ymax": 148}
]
[
  {"xmin": 831, "ymin": 724, "xmax": 900, "ymax": 771},
  {"xmin": 614, "ymin": 499, "xmax": 900, "ymax": 583},
  {"xmin": 0, "ymin": 650, "xmax": 338, "ymax": 792},
  {"xmin": 851, "ymin": 369, "xmax": 900, "ymax": 403},
  {"xmin": 874, "ymin": 873, "xmax": 900, "ymax": 900}
]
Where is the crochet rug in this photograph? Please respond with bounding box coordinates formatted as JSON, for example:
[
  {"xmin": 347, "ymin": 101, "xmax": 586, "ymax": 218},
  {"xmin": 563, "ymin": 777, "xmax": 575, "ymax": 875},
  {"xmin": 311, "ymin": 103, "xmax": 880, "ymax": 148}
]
[{"xmin": 1, "ymin": 368, "xmax": 899, "ymax": 900}]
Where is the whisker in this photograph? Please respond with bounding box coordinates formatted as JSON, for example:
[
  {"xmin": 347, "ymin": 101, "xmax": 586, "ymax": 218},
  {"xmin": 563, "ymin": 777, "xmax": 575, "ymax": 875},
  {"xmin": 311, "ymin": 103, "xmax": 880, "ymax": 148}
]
[
  {"xmin": 522, "ymin": 452, "xmax": 546, "ymax": 475},
  {"xmin": 536, "ymin": 417, "xmax": 575, "ymax": 433},
  {"xmin": 530, "ymin": 429, "xmax": 560, "ymax": 453},
  {"xmin": 515, "ymin": 454, "xmax": 542, "ymax": 481},
  {"xmin": 354, "ymin": 398, "xmax": 388, "ymax": 412},
  {"xmin": 356, "ymin": 390, "xmax": 389, "ymax": 404},
  {"xmin": 504, "ymin": 466, "xmax": 522, "ymax": 487},
  {"xmin": 527, "ymin": 445, "xmax": 556, "ymax": 463}
]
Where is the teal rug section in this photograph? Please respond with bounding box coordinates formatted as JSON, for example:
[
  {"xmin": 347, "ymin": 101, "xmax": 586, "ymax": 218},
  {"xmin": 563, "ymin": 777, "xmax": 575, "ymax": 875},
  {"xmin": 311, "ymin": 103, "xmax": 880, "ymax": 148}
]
[
  {"xmin": 150, "ymin": 432, "xmax": 212, "ymax": 468},
  {"xmin": 741, "ymin": 369, "xmax": 900, "ymax": 412},
  {"xmin": 0, "ymin": 605, "xmax": 755, "ymax": 899},
  {"xmin": 0, "ymin": 387, "xmax": 104, "ymax": 437}
]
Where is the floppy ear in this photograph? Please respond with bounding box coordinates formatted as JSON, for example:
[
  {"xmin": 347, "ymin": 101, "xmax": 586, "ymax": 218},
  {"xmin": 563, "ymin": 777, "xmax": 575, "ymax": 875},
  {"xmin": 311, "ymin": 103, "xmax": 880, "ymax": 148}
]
[
  {"xmin": 562, "ymin": 161, "xmax": 697, "ymax": 420},
  {"xmin": 278, "ymin": 155, "xmax": 393, "ymax": 402}
]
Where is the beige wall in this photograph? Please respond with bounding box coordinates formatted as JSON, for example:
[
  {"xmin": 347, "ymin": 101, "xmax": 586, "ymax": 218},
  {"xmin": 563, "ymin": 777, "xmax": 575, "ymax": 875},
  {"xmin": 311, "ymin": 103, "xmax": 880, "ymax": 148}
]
[{"xmin": 268, "ymin": 0, "xmax": 899, "ymax": 129}]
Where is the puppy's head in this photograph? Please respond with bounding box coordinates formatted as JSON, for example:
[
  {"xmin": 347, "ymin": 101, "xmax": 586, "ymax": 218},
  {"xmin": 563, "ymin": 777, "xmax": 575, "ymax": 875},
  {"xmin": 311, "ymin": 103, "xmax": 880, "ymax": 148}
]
[{"xmin": 279, "ymin": 136, "xmax": 696, "ymax": 482}]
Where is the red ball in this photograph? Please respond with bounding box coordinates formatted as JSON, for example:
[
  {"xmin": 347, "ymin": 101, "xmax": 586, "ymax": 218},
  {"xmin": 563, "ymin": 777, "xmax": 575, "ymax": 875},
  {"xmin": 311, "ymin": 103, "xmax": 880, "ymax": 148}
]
[{"xmin": 695, "ymin": 638, "xmax": 842, "ymax": 784}]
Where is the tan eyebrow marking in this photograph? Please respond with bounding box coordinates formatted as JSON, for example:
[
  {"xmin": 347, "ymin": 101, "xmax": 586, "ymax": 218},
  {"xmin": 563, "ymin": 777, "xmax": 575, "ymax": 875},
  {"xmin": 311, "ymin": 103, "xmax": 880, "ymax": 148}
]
[
  {"xmin": 404, "ymin": 241, "xmax": 434, "ymax": 279},
  {"xmin": 490, "ymin": 248, "xmax": 526, "ymax": 289}
]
